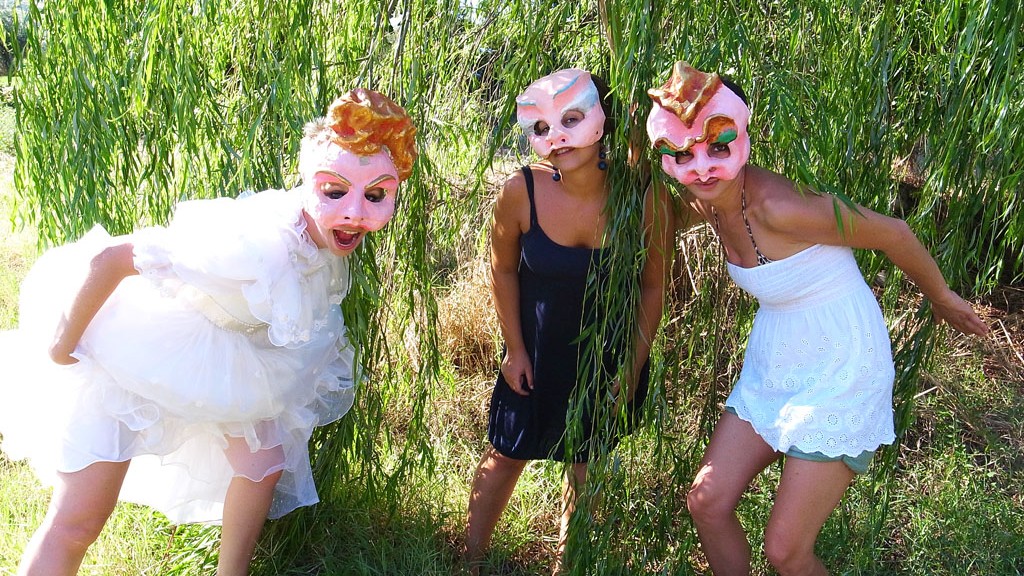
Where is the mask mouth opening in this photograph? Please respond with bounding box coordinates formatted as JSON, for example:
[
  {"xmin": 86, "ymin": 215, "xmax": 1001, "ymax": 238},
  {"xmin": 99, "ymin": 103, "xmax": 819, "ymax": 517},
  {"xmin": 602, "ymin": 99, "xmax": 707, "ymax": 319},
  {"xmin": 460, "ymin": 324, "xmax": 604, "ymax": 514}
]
[{"xmin": 333, "ymin": 229, "xmax": 363, "ymax": 250}]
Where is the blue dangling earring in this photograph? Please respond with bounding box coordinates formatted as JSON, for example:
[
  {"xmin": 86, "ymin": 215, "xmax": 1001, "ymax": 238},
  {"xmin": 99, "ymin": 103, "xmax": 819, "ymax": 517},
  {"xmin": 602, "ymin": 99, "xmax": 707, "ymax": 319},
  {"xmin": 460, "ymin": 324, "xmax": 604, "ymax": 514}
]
[
  {"xmin": 552, "ymin": 167, "xmax": 561, "ymax": 181},
  {"xmin": 598, "ymin": 147, "xmax": 608, "ymax": 170}
]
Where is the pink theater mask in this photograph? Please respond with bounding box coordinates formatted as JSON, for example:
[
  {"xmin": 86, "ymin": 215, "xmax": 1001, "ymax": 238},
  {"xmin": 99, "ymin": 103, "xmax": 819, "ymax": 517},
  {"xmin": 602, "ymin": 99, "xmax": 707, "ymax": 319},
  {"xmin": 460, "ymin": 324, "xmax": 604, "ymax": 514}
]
[
  {"xmin": 515, "ymin": 69, "xmax": 606, "ymax": 158},
  {"xmin": 303, "ymin": 143, "xmax": 399, "ymax": 256},
  {"xmin": 646, "ymin": 61, "xmax": 750, "ymax": 186}
]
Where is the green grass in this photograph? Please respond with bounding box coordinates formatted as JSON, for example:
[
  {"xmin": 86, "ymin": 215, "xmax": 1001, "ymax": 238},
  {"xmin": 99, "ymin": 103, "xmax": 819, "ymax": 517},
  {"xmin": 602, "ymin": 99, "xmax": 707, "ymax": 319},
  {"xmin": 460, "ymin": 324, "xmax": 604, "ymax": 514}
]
[
  {"xmin": 3, "ymin": 366, "xmax": 1021, "ymax": 575},
  {"xmin": 0, "ymin": 460, "xmax": 180, "ymax": 574},
  {"xmin": 884, "ymin": 452, "xmax": 1024, "ymax": 575},
  {"xmin": 0, "ymin": 456, "xmax": 45, "ymax": 569}
]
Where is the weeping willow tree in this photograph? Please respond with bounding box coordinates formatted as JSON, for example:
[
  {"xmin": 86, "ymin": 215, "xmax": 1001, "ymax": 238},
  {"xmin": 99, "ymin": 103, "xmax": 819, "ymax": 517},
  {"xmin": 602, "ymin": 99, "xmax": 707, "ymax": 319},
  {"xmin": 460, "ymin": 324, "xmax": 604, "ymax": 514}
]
[{"xmin": 10, "ymin": 0, "xmax": 1023, "ymax": 573}]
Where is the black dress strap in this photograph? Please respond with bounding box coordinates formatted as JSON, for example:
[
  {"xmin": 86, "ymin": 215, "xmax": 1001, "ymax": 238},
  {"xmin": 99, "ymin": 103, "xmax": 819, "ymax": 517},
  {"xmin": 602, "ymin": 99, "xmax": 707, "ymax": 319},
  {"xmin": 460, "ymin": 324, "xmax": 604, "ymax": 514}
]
[{"xmin": 521, "ymin": 166, "xmax": 538, "ymax": 227}]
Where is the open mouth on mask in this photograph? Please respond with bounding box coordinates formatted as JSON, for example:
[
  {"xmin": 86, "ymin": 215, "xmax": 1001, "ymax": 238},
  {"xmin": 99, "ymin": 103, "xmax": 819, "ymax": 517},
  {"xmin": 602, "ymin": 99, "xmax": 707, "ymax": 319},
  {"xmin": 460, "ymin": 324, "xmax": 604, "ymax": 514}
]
[{"xmin": 333, "ymin": 229, "xmax": 363, "ymax": 250}]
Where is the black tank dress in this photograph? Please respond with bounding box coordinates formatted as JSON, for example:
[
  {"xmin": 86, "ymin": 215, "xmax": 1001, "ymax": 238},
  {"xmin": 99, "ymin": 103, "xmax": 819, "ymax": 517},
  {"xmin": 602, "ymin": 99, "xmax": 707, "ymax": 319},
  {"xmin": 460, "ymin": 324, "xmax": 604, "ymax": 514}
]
[{"xmin": 487, "ymin": 166, "xmax": 650, "ymax": 463}]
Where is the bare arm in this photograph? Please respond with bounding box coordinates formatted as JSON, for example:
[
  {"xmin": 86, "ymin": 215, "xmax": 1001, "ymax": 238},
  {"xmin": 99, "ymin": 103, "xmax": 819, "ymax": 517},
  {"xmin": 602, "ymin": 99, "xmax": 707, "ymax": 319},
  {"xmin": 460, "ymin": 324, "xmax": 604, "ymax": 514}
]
[
  {"xmin": 764, "ymin": 191, "xmax": 989, "ymax": 337},
  {"xmin": 623, "ymin": 182, "xmax": 674, "ymax": 399},
  {"xmin": 491, "ymin": 172, "xmax": 533, "ymax": 395},
  {"xmin": 49, "ymin": 242, "xmax": 140, "ymax": 364}
]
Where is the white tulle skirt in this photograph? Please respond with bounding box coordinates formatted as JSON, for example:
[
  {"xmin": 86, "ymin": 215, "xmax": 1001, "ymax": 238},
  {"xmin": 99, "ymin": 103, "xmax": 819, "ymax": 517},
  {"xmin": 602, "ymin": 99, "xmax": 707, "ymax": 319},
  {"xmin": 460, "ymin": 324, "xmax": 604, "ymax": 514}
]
[{"xmin": 0, "ymin": 220, "xmax": 356, "ymax": 524}]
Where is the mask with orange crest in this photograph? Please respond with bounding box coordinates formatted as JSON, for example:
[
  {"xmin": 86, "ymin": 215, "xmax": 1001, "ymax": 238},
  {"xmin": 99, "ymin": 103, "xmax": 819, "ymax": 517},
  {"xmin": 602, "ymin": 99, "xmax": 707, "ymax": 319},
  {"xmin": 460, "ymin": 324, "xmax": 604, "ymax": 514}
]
[
  {"xmin": 299, "ymin": 89, "xmax": 417, "ymax": 256},
  {"xmin": 646, "ymin": 62, "xmax": 750, "ymax": 186}
]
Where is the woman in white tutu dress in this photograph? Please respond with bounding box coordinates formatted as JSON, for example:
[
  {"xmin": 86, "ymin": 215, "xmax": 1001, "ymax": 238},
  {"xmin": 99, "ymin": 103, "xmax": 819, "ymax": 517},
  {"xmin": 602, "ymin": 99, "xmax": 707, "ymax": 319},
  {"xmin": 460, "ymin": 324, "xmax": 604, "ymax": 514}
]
[{"xmin": 0, "ymin": 88, "xmax": 417, "ymax": 576}]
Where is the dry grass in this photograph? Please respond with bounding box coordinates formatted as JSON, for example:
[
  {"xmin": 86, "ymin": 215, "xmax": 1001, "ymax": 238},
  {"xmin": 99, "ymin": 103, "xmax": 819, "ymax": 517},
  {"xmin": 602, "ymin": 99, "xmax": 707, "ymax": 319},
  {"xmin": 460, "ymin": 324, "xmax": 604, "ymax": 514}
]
[
  {"xmin": 426, "ymin": 255, "xmax": 502, "ymax": 452},
  {"xmin": 975, "ymin": 285, "xmax": 1024, "ymax": 386},
  {"xmin": 955, "ymin": 286, "xmax": 1024, "ymax": 464},
  {"xmin": 437, "ymin": 256, "xmax": 500, "ymax": 378}
]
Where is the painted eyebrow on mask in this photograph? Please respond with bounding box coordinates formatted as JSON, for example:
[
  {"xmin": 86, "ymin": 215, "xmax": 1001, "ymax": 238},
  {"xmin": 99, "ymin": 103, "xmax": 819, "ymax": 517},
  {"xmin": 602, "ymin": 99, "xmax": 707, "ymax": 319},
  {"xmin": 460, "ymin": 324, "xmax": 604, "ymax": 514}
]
[
  {"xmin": 653, "ymin": 138, "xmax": 692, "ymax": 154},
  {"xmin": 556, "ymin": 78, "xmax": 599, "ymax": 113},
  {"xmin": 315, "ymin": 169, "xmax": 353, "ymax": 186},
  {"xmin": 366, "ymin": 174, "xmax": 397, "ymax": 188},
  {"xmin": 516, "ymin": 104, "xmax": 540, "ymax": 133}
]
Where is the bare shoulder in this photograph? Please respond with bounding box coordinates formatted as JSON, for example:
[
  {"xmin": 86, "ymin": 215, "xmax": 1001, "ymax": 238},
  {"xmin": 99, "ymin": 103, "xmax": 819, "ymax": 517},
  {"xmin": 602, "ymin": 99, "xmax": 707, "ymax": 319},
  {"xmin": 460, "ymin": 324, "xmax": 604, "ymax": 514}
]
[
  {"xmin": 500, "ymin": 166, "xmax": 527, "ymax": 195},
  {"xmin": 498, "ymin": 167, "xmax": 532, "ymax": 208},
  {"xmin": 750, "ymin": 166, "xmax": 907, "ymax": 249},
  {"xmin": 750, "ymin": 166, "xmax": 811, "ymax": 203},
  {"xmin": 494, "ymin": 167, "xmax": 533, "ymax": 233},
  {"xmin": 749, "ymin": 167, "xmax": 830, "ymax": 229}
]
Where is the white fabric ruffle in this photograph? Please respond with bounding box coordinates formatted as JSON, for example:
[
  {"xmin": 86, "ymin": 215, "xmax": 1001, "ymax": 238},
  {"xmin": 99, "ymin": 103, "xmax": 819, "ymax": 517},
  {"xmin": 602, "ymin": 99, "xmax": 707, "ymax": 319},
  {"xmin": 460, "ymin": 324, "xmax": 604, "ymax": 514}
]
[{"xmin": 0, "ymin": 189, "xmax": 356, "ymax": 523}]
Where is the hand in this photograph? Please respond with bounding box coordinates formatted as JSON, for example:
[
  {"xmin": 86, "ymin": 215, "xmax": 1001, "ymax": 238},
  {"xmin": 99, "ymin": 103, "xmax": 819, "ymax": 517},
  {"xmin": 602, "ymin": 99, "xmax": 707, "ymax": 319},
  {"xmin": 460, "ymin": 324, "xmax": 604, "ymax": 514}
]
[
  {"xmin": 500, "ymin": 348, "xmax": 534, "ymax": 396},
  {"xmin": 931, "ymin": 289, "xmax": 989, "ymax": 337}
]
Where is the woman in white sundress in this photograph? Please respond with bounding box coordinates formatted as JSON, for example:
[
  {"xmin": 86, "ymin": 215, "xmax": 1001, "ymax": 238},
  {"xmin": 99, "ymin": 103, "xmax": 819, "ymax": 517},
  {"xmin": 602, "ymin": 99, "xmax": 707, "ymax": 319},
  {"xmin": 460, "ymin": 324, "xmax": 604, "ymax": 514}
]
[{"xmin": 646, "ymin": 61, "xmax": 988, "ymax": 576}]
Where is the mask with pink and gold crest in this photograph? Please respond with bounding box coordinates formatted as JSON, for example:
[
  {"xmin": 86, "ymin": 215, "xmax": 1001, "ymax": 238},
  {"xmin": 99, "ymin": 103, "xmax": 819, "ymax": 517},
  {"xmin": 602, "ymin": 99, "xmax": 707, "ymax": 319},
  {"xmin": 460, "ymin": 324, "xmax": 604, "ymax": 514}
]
[
  {"xmin": 515, "ymin": 69, "xmax": 606, "ymax": 158},
  {"xmin": 646, "ymin": 62, "xmax": 750, "ymax": 186}
]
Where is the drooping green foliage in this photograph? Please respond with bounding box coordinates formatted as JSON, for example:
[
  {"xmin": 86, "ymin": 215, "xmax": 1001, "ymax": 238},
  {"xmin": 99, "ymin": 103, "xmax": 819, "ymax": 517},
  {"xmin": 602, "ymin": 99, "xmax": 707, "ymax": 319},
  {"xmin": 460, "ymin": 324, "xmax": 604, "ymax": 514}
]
[{"xmin": 10, "ymin": 0, "xmax": 1022, "ymax": 573}]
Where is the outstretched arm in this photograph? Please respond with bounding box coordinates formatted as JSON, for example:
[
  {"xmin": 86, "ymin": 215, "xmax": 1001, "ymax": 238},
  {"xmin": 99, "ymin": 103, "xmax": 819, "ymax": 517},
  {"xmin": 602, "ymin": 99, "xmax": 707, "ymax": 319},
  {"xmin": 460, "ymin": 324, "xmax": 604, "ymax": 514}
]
[
  {"xmin": 766, "ymin": 191, "xmax": 989, "ymax": 337},
  {"xmin": 863, "ymin": 218, "xmax": 987, "ymax": 336},
  {"xmin": 49, "ymin": 242, "xmax": 139, "ymax": 364}
]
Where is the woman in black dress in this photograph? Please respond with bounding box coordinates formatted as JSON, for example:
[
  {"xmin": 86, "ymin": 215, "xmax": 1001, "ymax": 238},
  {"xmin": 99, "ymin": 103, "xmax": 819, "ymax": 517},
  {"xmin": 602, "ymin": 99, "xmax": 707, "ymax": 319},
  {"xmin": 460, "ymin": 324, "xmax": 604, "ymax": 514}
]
[{"xmin": 464, "ymin": 69, "xmax": 672, "ymax": 574}]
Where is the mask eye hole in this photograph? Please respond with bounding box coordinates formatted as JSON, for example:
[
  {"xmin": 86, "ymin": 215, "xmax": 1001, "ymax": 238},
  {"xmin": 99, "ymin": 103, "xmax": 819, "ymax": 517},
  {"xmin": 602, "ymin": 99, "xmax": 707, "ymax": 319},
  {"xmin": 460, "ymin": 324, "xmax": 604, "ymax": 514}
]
[
  {"xmin": 532, "ymin": 121, "xmax": 550, "ymax": 136},
  {"xmin": 674, "ymin": 150, "xmax": 693, "ymax": 164},
  {"xmin": 320, "ymin": 182, "xmax": 349, "ymax": 199},
  {"xmin": 708, "ymin": 143, "xmax": 731, "ymax": 158},
  {"xmin": 561, "ymin": 110, "xmax": 584, "ymax": 128},
  {"xmin": 364, "ymin": 188, "xmax": 388, "ymax": 203}
]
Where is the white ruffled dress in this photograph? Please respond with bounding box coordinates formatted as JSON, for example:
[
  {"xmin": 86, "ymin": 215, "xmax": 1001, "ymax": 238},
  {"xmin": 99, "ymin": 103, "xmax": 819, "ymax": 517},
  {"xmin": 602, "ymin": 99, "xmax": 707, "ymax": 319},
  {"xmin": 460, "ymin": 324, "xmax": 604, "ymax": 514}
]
[
  {"xmin": 725, "ymin": 244, "xmax": 896, "ymax": 457},
  {"xmin": 0, "ymin": 189, "xmax": 357, "ymax": 523}
]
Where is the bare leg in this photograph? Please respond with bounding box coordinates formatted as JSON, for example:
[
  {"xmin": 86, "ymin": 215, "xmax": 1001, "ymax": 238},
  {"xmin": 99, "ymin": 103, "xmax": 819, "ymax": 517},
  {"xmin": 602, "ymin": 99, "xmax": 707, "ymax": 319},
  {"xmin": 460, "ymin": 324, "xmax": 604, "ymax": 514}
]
[
  {"xmin": 216, "ymin": 470, "xmax": 282, "ymax": 576},
  {"xmin": 763, "ymin": 458, "xmax": 854, "ymax": 576},
  {"xmin": 217, "ymin": 438, "xmax": 285, "ymax": 576},
  {"xmin": 17, "ymin": 460, "xmax": 130, "ymax": 576},
  {"xmin": 553, "ymin": 462, "xmax": 588, "ymax": 575},
  {"xmin": 464, "ymin": 445, "xmax": 529, "ymax": 574},
  {"xmin": 687, "ymin": 412, "xmax": 780, "ymax": 576}
]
